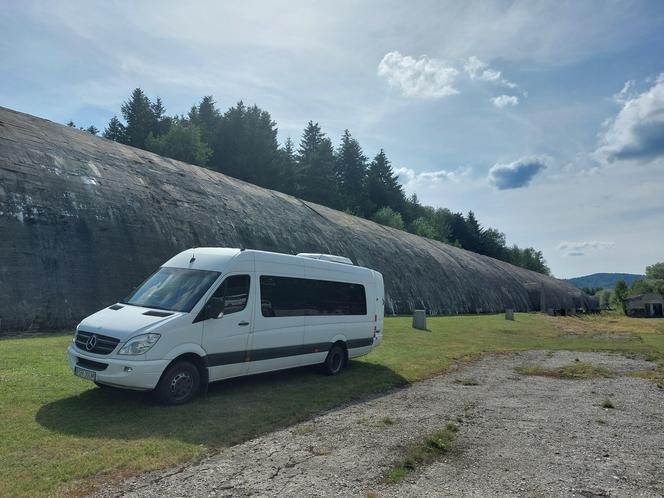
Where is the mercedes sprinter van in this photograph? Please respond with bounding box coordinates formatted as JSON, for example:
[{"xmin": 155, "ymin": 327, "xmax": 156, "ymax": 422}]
[{"xmin": 68, "ymin": 248, "xmax": 385, "ymax": 404}]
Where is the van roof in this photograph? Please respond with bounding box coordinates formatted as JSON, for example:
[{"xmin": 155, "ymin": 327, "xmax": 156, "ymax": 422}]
[
  {"xmin": 163, "ymin": 247, "xmax": 242, "ymax": 272},
  {"xmin": 162, "ymin": 247, "xmax": 374, "ymax": 275}
]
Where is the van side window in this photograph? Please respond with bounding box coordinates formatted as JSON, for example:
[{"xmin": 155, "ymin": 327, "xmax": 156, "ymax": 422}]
[
  {"xmin": 213, "ymin": 275, "xmax": 250, "ymax": 315},
  {"xmin": 260, "ymin": 276, "xmax": 366, "ymax": 317}
]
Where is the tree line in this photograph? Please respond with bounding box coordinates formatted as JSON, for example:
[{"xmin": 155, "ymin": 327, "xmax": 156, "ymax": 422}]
[
  {"xmin": 79, "ymin": 88, "xmax": 551, "ymax": 274},
  {"xmin": 611, "ymin": 262, "xmax": 664, "ymax": 313}
]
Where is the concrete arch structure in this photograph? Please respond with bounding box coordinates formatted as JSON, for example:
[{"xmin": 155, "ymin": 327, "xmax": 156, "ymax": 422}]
[{"xmin": 0, "ymin": 107, "xmax": 594, "ymax": 331}]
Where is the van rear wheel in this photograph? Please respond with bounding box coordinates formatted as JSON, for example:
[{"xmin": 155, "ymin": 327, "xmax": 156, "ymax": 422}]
[
  {"xmin": 322, "ymin": 344, "xmax": 346, "ymax": 375},
  {"xmin": 156, "ymin": 361, "xmax": 200, "ymax": 405}
]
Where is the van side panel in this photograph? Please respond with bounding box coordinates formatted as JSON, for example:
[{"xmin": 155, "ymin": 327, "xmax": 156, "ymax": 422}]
[
  {"xmin": 301, "ymin": 261, "xmax": 374, "ymax": 364},
  {"xmin": 248, "ymin": 255, "xmax": 306, "ymax": 374}
]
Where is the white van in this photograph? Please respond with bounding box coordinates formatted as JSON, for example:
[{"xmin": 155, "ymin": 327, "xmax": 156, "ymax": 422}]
[{"xmin": 67, "ymin": 248, "xmax": 385, "ymax": 404}]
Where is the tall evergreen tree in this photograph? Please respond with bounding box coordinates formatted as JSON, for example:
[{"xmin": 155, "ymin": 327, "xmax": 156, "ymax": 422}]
[
  {"xmin": 335, "ymin": 130, "xmax": 368, "ymax": 215},
  {"xmin": 366, "ymin": 149, "xmax": 405, "ymax": 215},
  {"xmin": 212, "ymin": 101, "xmax": 280, "ymax": 187},
  {"xmin": 121, "ymin": 88, "xmax": 156, "ymax": 148},
  {"xmin": 295, "ymin": 121, "xmax": 324, "ymax": 194},
  {"xmin": 151, "ymin": 97, "xmax": 171, "ymax": 137},
  {"xmin": 103, "ymin": 116, "xmax": 126, "ymax": 142},
  {"xmin": 447, "ymin": 211, "xmax": 470, "ymax": 248},
  {"xmin": 188, "ymin": 95, "xmax": 221, "ymax": 146},
  {"xmin": 464, "ymin": 211, "xmax": 483, "ymax": 253},
  {"xmin": 275, "ymin": 137, "xmax": 297, "ymax": 195},
  {"xmin": 296, "ymin": 122, "xmax": 339, "ymax": 206}
]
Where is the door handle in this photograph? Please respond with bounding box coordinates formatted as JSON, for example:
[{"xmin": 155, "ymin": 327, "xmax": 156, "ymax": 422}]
[{"xmin": 238, "ymin": 321, "xmax": 250, "ymax": 326}]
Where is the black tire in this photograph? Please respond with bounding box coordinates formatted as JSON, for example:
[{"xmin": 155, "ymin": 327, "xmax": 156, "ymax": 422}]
[
  {"xmin": 156, "ymin": 361, "xmax": 200, "ymax": 405},
  {"xmin": 322, "ymin": 343, "xmax": 346, "ymax": 376}
]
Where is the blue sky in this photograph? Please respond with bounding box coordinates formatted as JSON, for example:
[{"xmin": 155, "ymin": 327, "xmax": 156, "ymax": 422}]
[{"xmin": 2, "ymin": 0, "xmax": 663, "ymax": 278}]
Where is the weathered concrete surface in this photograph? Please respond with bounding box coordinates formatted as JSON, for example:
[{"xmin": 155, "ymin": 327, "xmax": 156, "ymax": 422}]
[
  {"xmin": 92, "ymin": 351, "xmax": 664, "ymax": 498},
  {"xmin": 0, "ymin": 107, "xmax": 595, "ymax": 331}
]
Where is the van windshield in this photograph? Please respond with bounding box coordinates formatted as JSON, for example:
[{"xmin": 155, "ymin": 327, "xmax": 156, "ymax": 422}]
[{"xmin": 122, "ymin": 267, "xmax": 220, "ymax": 313}]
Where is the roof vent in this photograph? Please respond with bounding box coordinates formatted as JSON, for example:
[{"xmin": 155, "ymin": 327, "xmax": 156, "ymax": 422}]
[{"xmin": 296, "ymin": 253, "xmax": 354, "ymax": 265}]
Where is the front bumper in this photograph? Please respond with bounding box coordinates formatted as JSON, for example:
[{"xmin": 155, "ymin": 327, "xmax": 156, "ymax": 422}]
[{"xmin": 68, "ymin": 344, "xmax": 169, "ymax": 390}]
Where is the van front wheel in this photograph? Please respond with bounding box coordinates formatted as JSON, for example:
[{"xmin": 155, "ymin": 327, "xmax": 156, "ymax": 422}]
[
  {"xmin": 322, "ymin": 344, "xmax": 346, "ymax": 375},
  {"xmin": 156, "ymin": 361, "xmax": 200, "ymax": 405}
]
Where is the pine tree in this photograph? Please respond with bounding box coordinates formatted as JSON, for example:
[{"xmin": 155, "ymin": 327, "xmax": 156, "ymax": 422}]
[
  {"xmin": 102, "ymin": 116, "xmax": 127, "ymax": 142},
  {"xmin": 151, "ymin": 97, "xmax": 171, "ymax": 137},
  {"xmin": 189, "ymin": 96, "xmax": 220, "ymax": 143},
  {"xmin": 366, "ymin": 149, "xmax": 405, "ymax": 215},
  {"xmin": 121, "ymin": 88, "xmax": 156, "ymax": 148},
  {"xmin": 86, "ymin": 125, "xmax": 99, "ymax": 135},
  {"xmin": 335, "ymin": 130, "xmax": 368, "ymax": 215},
  {"xmin": 276, "ymin": 137, "xmax": 297, "ymax": 195},
  {"xmin": 295, "ymin": 121, "xmax": 324, "ymax": 194},
  {"xmin": 213, "ymin": 102, "xmax": 279, "ymax": 186},
  {"xmin": 447, "ymin": 212, "xmax": 470, "ymax": 248},
  {"xmin": 464, "ymin": 211, "xmax": 483, "ymax": 253},
  {"xmin": 66, "ymin": 121, "xmax": 76, "ymax": 127},
  {"xmin": 295, "ymin": 122, "xmax": 339, "ymax": 206}
]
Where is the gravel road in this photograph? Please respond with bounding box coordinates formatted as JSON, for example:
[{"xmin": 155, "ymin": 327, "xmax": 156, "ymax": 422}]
[{"xmin": 94, "ymin": 351, "xmax": 664, "ymax": 498}]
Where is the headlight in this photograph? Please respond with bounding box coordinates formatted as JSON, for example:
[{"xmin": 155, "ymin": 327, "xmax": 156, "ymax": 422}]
[{"xmin": 118, "ymin": 333, "xmax": 161, "ymax": 355}]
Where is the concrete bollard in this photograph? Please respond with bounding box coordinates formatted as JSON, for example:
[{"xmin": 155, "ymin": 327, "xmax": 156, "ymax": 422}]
[
  {"xmin": 505, "ymin": 309, "xmax": 514, "ymax": 321},
  {"xmin": 413, "ymin": 310, "xmax": 427, "ymax": 330}
]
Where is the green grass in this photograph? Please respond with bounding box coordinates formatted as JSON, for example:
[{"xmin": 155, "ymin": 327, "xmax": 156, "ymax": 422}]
[
  {"xmin": 1, "ymin": 313, "xmax": 663, "ymax": 497},
  {"xmin": 514, "ymin": 362, "xmax": 616, "ymax": 379},
  {"xmin": 387, "ymin": 423, "xmax": 458, "ymax": 484}
]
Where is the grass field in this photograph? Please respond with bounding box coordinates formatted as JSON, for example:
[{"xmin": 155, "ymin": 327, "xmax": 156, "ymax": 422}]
[{"xmin": 1, "ymin": 313, "xmax": 663, "ymax": 497}]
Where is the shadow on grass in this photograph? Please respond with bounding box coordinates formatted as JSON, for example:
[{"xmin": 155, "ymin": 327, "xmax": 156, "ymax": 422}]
[{"xmin": 36, "ymin": 360, "xmax": 407, "ymax": 448}]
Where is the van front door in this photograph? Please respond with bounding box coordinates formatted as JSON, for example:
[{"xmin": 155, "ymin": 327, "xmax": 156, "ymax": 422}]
[{"xmin": 202, "ymin": 274, "xmax": 254, "ymax": 381}]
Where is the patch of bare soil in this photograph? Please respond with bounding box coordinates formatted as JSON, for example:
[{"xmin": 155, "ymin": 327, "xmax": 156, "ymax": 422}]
[{"xmin": 93, "ymin": 352, "xmax": 664, "ymax": 498}]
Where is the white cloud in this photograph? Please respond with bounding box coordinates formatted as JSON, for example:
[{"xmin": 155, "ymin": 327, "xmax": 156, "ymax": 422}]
[
  {"xmin": 595, "ymin": 74, "xmax": 664, "ymax": 164},
  {"xmin": 464, "ymin": 56, "xmax": 517, "ymax": 88},
  {"xmin": 557, "ymin": 241, "xmax": 615, "ymax": 256},
  {"xmin": 377, "ymin": 53, "xmax": 522, "ymax": 104},
  {"xmin": 488, "ymin": 157, "xmax": 547, "ymax": 190},
  {"xmin": 377, "ymin": 51, "xmax": 459, "ymax": 99},
  {"xmin": 394, "ymin": 166, "xmax": 471, "ymax": 192},
  {"xmin": 612, "ymin": 80, "xmax": 636, "ymax": 104},
  {"xmin": 492, "ymin": 95, "xmax": 519, "ymax": 108}
]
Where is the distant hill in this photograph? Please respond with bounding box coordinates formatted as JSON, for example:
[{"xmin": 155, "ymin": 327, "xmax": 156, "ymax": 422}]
[{"xmin": 566, "ymin": 273, "xmax": 644, "ymax": 290}]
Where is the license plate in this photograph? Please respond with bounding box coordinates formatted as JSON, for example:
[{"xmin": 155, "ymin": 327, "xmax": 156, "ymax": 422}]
[{"xmin": 74, "ymin": 366, "xmax": 96, "ymax": 381}]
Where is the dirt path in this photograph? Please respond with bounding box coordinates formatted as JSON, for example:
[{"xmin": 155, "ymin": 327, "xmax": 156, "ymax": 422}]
[{"xmin": 94, "ymin": 351, "xmax": 664, "ymax": 498}]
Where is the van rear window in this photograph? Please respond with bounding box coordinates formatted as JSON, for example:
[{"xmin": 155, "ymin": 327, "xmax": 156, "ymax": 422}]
[{"xmin": 260, "ymin": 276, "xmax": 366, "ymax": 317}]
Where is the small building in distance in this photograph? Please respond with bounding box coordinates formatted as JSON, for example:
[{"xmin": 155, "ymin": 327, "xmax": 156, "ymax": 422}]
[{"xmin": 625, "ymin": 293, "xmax": 664, "ymax": 318}]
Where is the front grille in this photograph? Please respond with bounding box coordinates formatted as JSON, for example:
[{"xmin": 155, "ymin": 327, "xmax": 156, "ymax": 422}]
[
  {"xmin": 75, "ymin": 330, "xmax": 120, "ymax": 355},
  {"xmin": 77, "ymin": 357, "xmax": 108, "ymax": 371}
]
